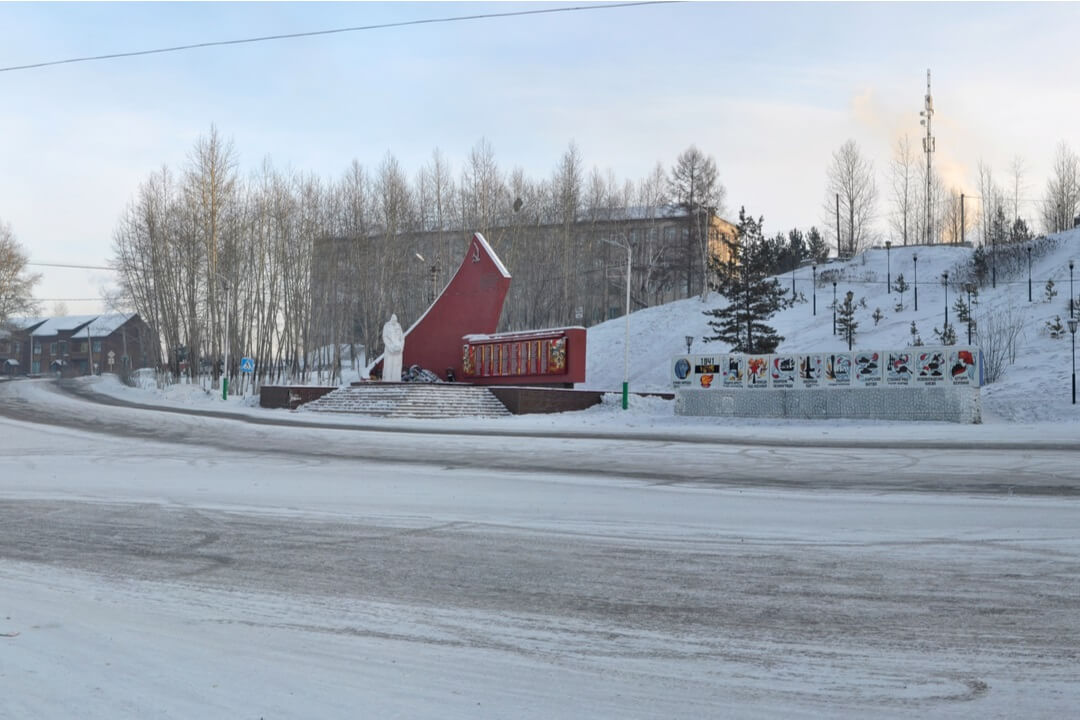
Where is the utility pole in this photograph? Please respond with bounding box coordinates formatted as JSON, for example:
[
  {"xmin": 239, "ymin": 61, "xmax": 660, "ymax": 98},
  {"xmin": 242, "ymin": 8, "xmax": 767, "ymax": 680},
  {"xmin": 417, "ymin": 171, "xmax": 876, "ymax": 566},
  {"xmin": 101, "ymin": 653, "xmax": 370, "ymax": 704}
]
[
  {"xmin": 961, "ymin": 193, "xmax": 965, "ymax": 245},
  {"xmin": 920, "ymin": 69, "xmax": 935, "ymax": 245}
]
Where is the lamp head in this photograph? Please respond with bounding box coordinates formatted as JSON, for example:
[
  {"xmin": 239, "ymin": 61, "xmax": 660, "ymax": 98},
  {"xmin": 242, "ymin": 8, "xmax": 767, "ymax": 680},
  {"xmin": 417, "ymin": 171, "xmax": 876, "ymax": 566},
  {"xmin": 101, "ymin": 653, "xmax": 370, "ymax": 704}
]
[{"xmin": 1070, "ymin": 318, "xmax": 1078, "ymax": 335}]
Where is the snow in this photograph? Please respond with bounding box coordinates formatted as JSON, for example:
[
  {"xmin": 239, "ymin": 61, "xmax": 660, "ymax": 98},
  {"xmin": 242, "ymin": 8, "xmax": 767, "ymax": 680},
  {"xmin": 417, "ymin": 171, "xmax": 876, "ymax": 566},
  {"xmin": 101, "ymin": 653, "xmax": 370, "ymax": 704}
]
[
  {"xmin": 28, "ymin": 314, "xmax": 99, "ymax": 337},
  {"xmin": 84, "ymin": 312, "xmax": 136, "ymax": 338},
  {"xmin": 4, "ymin": 233, "xmax": 1080, "ymax": 719}
]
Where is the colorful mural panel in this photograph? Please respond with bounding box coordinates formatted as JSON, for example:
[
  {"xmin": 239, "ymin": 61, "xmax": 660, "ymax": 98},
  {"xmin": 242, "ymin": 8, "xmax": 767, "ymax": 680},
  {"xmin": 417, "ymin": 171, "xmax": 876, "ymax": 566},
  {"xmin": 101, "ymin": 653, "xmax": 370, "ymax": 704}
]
[
  {"xmin": 949, "ymin": 348, "xmax": 979, "ymax": 385},
  {"xmin": 722, "ymin": 355, "xmax": 745, "ymax": 388},
  {"xmin": 824, "ymin": 353, "xmax": 852, "ymax": 387},
  {"xmin": 916, "ymin": 348, "xmax": 948, "ymax": 385},
  {"xmin": 747, "ymin": 355, "xmax": 769, "ymax": 388},
  {"xmin": 852, "ymin": 351, "xmax": 883, "ymax": 387},
  {"xmin": 798, "ymin": 354, "xmax": 824, "ymax": 388},
  {"xmin": 770, "ymin": 354, "xmax": 797, "ymax": 389},
  {"xmin": 886, "ymin": 351, "xmax": 914, "ymax": 386}
]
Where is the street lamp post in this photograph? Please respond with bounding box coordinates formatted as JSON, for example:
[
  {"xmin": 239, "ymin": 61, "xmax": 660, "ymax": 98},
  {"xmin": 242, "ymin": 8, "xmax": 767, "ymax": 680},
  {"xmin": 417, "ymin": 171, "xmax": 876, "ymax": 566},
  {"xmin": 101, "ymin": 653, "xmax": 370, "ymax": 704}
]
[
  {"xmin": 685, "ymin": 335, "xmax": 693, "ymax": 354},
  {"xmin": 913, "ymin": 254, "xmax": 919, "ymax": 311},
  {"xmin": 812, "ymin": 265, "xmax": 817, "ymax": 316},
  {"xmin": 211, "ymin": 273, "xmax": 231, "ymax": 401},
  {"xmin": 1070, "ymin": 317, "xmax": 1078, "ymax": 405},
  {"xmin": 943, "ymin": 271, "xmax": 949, "ymax": 330},
  {"xmin": 992, "ymin": 234, "xmax": 997, "ymax": 289},
  {"xmin": 791, "ymin": 257, "xmax": 796, "ymax": 296},
  {"xmin": 832, "ymin": 281, "xmax": 837, "ymax": 336},
  {"xmin": 602, "ymin": 238, "xmax": 632, "ymax": 410},
  {"xmin": 1027, "ymin": 245, "xmax": 1033, "ymax": 302},
  {"xmin": 885, "ymin": 240, "xmax": 892, "ymax": 293},
  {"xmin": 1070, "ymin": 260, "xmax": 1075, "ymax": 320},
  {"xmin": 972, "ymin": 280, "xmax": 980, "ymax": 345}
]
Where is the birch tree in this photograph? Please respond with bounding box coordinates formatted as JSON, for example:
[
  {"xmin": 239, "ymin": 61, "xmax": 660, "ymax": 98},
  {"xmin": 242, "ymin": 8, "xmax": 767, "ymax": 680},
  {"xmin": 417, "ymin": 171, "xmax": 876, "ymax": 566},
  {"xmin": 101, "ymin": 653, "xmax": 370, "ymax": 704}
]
[{"xmin": 825, "ymin": 139, "xmax": 877, "ymax": 257}]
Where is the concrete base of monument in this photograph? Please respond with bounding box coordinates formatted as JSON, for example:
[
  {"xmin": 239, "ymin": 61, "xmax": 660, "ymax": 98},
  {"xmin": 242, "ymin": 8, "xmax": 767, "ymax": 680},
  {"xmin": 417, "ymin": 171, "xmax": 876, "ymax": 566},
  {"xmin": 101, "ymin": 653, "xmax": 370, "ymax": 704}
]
[{"xmin": 675, "ymin": 386, "xmax": 982, "ymax": 424}]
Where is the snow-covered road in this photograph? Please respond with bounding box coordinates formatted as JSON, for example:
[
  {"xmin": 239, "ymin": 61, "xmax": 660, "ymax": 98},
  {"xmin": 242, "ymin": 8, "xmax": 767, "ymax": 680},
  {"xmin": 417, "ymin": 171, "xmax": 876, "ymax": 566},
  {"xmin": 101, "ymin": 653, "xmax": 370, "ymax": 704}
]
[{"xmin": 2, "ymin": 378, "xmax": 1079, "ymax": 718}]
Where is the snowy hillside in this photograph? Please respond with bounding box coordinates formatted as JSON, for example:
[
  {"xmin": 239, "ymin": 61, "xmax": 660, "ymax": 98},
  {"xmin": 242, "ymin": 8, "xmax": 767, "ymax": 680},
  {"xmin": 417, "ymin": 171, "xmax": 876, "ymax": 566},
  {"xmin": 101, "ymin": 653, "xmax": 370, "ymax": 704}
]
[{"xmin": 583, "ymin": 228, "xmax": 1080, "ymax": 424}]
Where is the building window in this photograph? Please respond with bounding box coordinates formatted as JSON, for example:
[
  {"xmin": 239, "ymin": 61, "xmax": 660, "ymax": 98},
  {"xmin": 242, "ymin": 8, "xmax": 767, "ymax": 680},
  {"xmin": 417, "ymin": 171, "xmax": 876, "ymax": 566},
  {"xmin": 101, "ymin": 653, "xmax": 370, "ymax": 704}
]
[
  {"xmin": 50, "ymin": 342, "xmax": 57, "ymax": 355},
  {"xmin": 34, "ymin": 343, "xmax": 41, "ymax": 355},
  {"xmin": 58, "ymin": 341, "xmax": 67, "ymax": 356},
  {"xmin": 77, "ymin": 341, "xmax": 87, "ymax": 353},
  {"xmin": 92, "ymin": 340, "xmax": 103, "ymax": 353}
]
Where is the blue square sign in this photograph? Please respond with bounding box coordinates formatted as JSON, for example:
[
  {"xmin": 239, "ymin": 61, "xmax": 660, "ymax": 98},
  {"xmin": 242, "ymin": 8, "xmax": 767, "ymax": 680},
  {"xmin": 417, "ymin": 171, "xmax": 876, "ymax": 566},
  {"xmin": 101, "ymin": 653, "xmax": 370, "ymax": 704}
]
[{"xmin": 240, "ymin": 357, "xmax": 255, "ymax": 373}]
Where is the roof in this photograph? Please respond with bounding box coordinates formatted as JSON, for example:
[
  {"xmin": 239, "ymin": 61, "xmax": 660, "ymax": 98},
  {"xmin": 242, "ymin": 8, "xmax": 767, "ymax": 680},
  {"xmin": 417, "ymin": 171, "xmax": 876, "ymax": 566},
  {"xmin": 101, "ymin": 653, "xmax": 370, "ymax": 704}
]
[
  {"xmin": 86, "ymin": 313, "xmax": 136, "ymax": 338},
  {"xmin": 30, "ymin": 315, "xmax": 99, "ymax": 337}
]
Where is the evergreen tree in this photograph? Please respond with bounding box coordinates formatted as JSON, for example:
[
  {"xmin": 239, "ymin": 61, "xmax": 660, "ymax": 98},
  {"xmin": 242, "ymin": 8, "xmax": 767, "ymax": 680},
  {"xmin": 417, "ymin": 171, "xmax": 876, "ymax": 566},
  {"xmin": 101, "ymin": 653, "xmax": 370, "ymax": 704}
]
[
  {"xmin": 806, "ymin": 226, "xmax": 829, "ymax": 264},
  {"xmin": 703, "ymin": 207, "xmax": 789, "ymax": 353},
  {"xmin": 972, "ymin": 246, "xmax": 989, "ymax": 286},
  {"xmin": 837, "ymin": 290, "xmax": 858, "ymax": 349},
  {"xmin": 1010, "ymin": 216, "xmax": 1033, "ymax": 245},
  {"xmin": 909, "ymin": 320, "xmax": 924, "ymax": 346},
  {"xmin": 953, "ymin": 295, "xmax": 971, "ymax": 323},
  {"xmin": 934, "ymin": 322, "xmax": 958, "ymax": 345},
  {"xmin": 872, "ymin": 307, "xmax": 884, "ymax": 326},
  {"xmin": 893, "ymin": 273, "xmax": 909, "ymax": 310},
  {"xmin": 1045, "ymin": 278, "xmax": 1058, "ymax": 303}
]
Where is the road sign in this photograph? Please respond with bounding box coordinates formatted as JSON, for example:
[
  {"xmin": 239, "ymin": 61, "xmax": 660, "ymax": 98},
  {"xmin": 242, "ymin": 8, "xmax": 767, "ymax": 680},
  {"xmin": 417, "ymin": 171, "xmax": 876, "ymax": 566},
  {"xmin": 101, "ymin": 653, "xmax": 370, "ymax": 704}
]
[{"xmin": 240, "ymin": 357, "xmax": 255, "ymax": 373}]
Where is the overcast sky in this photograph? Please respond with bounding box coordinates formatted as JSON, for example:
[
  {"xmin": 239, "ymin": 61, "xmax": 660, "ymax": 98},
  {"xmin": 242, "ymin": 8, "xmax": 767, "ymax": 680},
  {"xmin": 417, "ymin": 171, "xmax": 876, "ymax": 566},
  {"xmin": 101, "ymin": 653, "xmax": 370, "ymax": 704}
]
[{"xmin": 2, "ymin": 1, "xmax": 1079, "ymax": 315}]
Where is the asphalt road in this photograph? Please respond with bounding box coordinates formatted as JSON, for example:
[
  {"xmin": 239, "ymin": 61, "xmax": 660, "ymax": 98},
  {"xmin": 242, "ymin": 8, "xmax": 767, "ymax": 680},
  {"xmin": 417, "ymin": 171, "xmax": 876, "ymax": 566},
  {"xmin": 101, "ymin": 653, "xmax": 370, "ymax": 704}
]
[{"xmin": 2, "ymin": 378, "xmax": 1079, "ymax": 717}]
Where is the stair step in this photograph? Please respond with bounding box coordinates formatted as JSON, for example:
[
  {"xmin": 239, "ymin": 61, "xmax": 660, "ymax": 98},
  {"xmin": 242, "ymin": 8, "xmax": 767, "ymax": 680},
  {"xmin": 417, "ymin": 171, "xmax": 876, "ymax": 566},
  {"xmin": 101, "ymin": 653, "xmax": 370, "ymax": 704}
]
[{"xmin": 299, "ymin": 384, "xmax": 511, "ymax": 418}]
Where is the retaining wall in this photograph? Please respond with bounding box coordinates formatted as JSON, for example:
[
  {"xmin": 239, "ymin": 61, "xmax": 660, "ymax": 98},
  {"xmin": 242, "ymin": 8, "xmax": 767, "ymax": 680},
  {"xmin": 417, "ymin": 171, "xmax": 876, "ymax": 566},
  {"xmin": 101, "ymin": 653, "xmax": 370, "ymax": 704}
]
[{"xmin": 676, "ymin": 386, "xmax": 981, "ymax": 424}]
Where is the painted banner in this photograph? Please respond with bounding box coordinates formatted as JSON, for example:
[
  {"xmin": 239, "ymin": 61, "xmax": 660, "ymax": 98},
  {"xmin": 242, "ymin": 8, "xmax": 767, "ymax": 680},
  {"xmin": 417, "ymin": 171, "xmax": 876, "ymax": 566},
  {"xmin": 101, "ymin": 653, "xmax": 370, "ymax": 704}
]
[
  {"xmin": 916, "ymin": 348, "xmax": 948, "ymax": 385},
  {"xmin": 824, "ymin": 353, "xmax": 852, "ymax": 387},
  {"xmin": 695, "ymin": 355, "xmax": 722, "ymax": 389},
  {"xmin": 722, "ymin": 355, "xmax": 745, "ymax": 388},
  {"xmin": 747, "ymin": 355, "xmax": 770, "ymax": 388},
  {"xmin": 886, "ymin": 351, "xmax": 914, "ymax": 386},
  {"xmin": 672, "ymin": 356, "xmax": 693, "ymax": 388},
  {"xmin": 948, "ymin": 348, "xmax": 979, "ymax": 385},
  {"xmin": 770, "ymin": 354, "xmax": 797, "ymax": 389},
  {"xmin": 798, "ymin": 354, "xmax": 824, "ymax": 389},
  {"xmin": 852, "ymin": 351, "xmax": 883, "ymax": 387}
]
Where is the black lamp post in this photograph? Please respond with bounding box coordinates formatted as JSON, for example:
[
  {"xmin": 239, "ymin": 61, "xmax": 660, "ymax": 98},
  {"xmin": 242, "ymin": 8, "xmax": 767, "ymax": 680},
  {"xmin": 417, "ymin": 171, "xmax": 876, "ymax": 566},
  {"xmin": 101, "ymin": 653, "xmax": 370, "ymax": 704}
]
[
  {"xmin": 913, "ymin": 254, "xmax": 919, "ymax": 311},
  {"xmin": 943, "ymin": 271, "xmax": 949, "ymax": 329},
  {"xmin": 965, "ymin": 283, "xmax": 974, "ymax": 344},
  {"xmin": 1027, "ymin": 245, "xmax": 1033, "ymax": 302},
  {"xmin": 832, "ymin": 281, "xmax": 837, "ymax": 335},
  {"xmin": 1070, "ymin": 317, "xmax": 1078, "ymax": 405},
  {"xmin": 791, "ymin": 257, "xmax": 796, "ymax": 296},
  {"xmin": 1070, "ymin": 260, "xmax": 1075, "ymax": 320},
  {"xmin": 685, "ymin": 335, "xmax": 693, "ymax": 354},
  {"xmin": 885, "ymin": 240, "xmax": 892, "ymax": 293},
  {"xmin": 812, "ymin": 265, "xmax": 817, "ymax": 316}
]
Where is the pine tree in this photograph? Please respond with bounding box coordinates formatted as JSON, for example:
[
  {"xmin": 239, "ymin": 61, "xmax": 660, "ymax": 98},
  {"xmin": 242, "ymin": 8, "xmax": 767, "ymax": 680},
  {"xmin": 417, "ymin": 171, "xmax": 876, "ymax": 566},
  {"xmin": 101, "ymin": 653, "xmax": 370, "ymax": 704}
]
[
  {"xmin": 1045, "ymin": 278, "xmax": 1057, "ymax": 303},
  {"xmin": 872, "ymin": 307, "xmax": 884, "ymax": 326},
  {"xmin": 703, "ymin": 207, "xmax": 789, "ymax": 354},
  {"xmin": 806, "ymin": 226, "xmax": 829, "ymax": 264},
  {"xmin": 972, "ymin": 246, "xmax": 989, "ymax": 286},
  {"xmin": 953, "ymin": 295, "xmax": 970, "ymax": 323},
  {"xmin": 837, "ymin": 290, "xmax": 858, "ymax": 350},
  {"xmin": 909, "ymin": 320, "xmax": 923, "ymax": 347},
  {"xmin": 893, "ymin": 273, "xmax": 909, "ymax": 310},
  {"xmin": 934, "ymin": 322, "xmax": 958, "ymax": 345}
]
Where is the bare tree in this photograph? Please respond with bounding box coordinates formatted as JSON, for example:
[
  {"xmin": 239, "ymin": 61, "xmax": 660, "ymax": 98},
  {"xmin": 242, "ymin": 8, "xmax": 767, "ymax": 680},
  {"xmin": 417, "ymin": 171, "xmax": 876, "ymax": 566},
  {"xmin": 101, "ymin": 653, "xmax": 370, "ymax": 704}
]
[
  {"xmin": 888, "ymin": 135, "xmax": 917, "ymax": 246},
  {"xmin": 1009, "ymin": 155, "xmax": 1027, "ymax": 225},
  {"xmin": 825, "ymin": 139, "xmax": 877, "ymax": 257},
  {"xmin": 1042, "ymin": 141, "xmax": 1080, "ymax": 234},
  {"xmin": 669, "ymin": 145, "xmax": 724, "ymax": 298},
  {"xmin": 0, "ymin": 220, "xmax": 40, "ymax": 323}
]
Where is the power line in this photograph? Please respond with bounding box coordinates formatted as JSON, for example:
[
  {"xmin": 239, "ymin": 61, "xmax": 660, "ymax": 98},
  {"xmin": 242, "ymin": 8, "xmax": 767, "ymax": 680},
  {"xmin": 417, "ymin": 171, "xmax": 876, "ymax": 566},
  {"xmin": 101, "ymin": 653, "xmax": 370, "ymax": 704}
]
[
  {"xmin": 0, "ymin": 2, "xmax": 675, "ymax": 74},
  {"xmin": 28, "ymin": 262, "xmax": 114, "ymax": 270}
]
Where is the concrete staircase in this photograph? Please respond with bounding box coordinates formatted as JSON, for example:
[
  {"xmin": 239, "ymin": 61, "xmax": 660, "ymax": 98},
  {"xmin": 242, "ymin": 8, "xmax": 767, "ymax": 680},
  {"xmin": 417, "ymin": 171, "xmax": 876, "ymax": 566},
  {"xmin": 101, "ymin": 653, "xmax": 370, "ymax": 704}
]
[{"xmin": 298, "ymin": 383, "xmax": 511, "ymax": 418}]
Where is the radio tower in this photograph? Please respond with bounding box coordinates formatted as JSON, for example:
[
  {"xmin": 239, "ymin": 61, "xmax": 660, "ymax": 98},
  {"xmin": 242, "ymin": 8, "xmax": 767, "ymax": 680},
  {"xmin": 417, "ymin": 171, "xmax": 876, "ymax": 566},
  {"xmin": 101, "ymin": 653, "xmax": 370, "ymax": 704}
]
[{"xmin": 919, "ymin": 69, "xmax": 935, "ymax": 245}]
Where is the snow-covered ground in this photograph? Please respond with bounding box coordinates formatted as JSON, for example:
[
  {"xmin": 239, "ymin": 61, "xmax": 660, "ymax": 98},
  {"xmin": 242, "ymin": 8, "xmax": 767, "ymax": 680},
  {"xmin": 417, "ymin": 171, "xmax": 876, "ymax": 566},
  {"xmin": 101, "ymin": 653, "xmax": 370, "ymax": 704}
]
[
  {"xmin": 76, "ymin": 227, "xmax": 1080, "ymax": 443},
  {"xmin": 4, "ymin": 233, "xmax": 1080, "ymax": 719}
]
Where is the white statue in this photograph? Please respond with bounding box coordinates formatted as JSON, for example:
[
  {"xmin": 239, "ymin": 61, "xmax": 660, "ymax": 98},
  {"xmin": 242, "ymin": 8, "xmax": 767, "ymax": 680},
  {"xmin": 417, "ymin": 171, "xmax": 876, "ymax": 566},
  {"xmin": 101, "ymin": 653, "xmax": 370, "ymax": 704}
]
[{"xmin": 382, "ymin": 314, "xmax": 405, "ymax": 382}]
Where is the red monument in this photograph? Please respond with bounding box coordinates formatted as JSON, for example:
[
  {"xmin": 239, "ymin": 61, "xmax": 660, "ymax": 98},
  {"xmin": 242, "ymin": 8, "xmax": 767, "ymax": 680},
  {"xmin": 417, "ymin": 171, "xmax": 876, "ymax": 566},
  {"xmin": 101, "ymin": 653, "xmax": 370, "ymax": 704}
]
[{"xmin": 371, "ymin": 233, "xmax": 586, "ymax": 386}]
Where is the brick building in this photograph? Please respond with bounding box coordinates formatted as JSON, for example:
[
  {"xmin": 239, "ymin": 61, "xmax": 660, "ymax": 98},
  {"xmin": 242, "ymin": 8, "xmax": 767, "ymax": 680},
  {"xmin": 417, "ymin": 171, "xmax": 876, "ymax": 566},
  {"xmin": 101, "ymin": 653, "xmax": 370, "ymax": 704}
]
[{"xmin": 1, "ymin": 313, "xmax": 158, "ymax": 376}]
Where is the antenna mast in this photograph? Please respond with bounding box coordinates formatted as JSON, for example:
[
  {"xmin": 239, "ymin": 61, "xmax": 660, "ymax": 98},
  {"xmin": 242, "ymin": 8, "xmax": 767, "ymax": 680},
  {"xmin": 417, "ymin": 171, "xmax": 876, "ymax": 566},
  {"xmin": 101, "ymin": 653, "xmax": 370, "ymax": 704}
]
[{"xmin": 919, "ymin": 69, "xmax": 935, "ymax": 244}]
